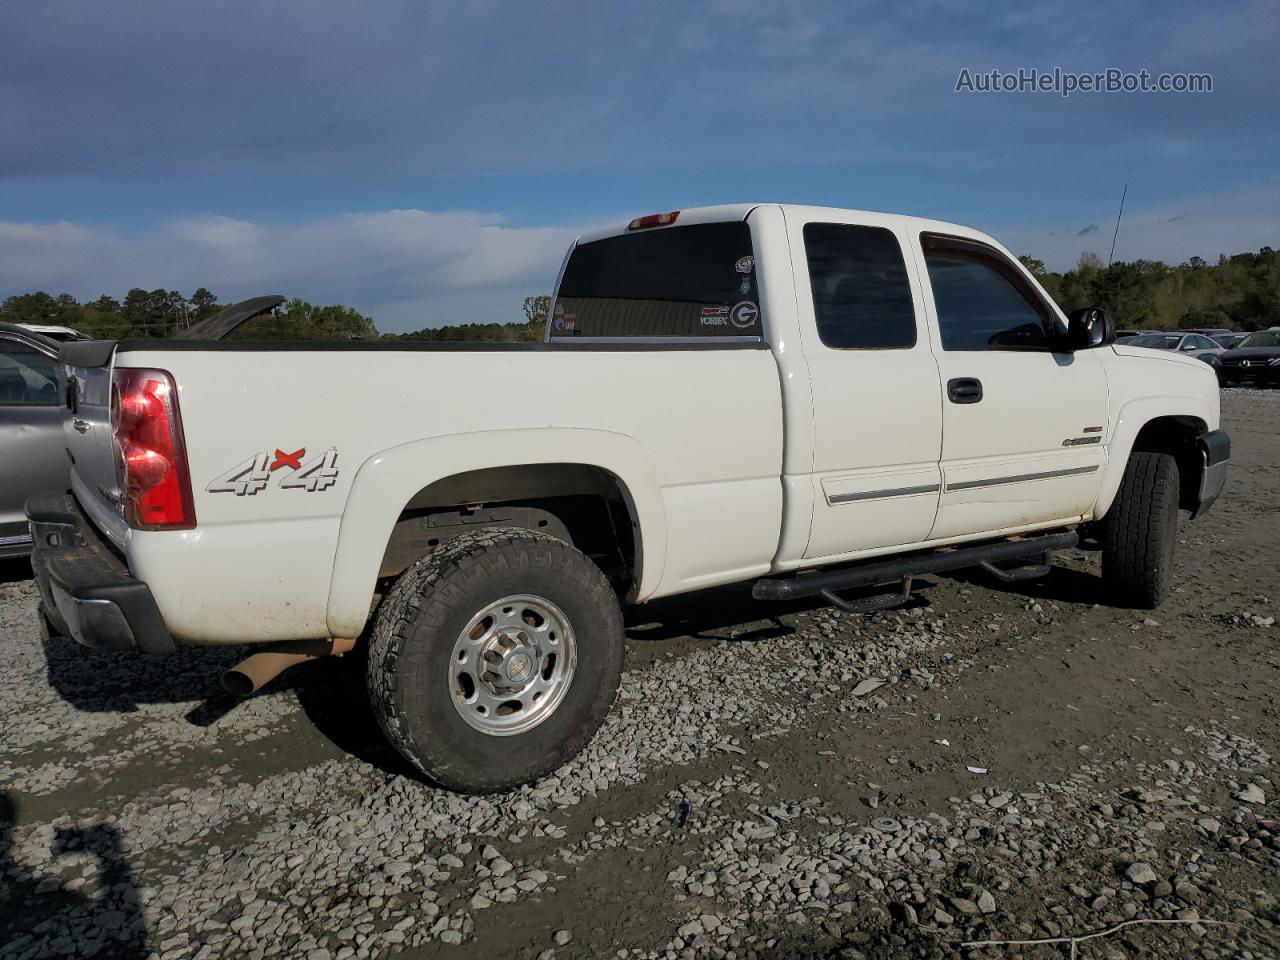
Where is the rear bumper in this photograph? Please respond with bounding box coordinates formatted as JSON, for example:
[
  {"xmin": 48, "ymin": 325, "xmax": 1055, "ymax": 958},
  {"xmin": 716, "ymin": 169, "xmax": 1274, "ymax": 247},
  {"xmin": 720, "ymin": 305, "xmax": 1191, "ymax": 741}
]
[
  {"xmin": 1192, "ymin": 430, "xmax": 1230, "ymax": 519},
  {"xmin": 26, "ymin": 493, "xmax": 174, "ymax": 654}
]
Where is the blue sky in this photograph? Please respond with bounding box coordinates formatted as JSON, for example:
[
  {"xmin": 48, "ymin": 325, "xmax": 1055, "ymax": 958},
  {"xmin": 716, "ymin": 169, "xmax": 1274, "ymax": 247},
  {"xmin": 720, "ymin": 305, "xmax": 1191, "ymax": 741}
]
[{"xmin": 1, "ymin": 0, "xmax": 1276, "ymax": 331}]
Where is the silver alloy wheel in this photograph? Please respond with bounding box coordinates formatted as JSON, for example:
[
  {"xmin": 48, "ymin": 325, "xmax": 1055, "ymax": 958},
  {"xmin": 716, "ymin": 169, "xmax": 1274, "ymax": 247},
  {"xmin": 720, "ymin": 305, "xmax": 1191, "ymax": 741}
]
[{"xmin": 449, "ymin": 594, "xmax": 577, "ymax": 736}]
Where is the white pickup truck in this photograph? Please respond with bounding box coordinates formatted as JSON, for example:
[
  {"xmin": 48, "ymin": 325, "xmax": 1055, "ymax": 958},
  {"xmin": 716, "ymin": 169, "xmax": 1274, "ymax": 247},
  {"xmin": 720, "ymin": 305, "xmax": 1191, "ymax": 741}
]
[{"xmin": 31, "ymin": 204, "xmax": 1229, "ymax": 792}]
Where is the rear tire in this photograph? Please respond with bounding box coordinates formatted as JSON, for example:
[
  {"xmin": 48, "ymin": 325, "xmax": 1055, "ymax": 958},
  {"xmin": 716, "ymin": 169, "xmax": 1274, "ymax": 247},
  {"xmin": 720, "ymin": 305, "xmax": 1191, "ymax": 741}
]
[
  {"xmin": 367, "ymin": 527, "xmax": 624, "ymax": 792},
  {"xmin": 1100, "ymin": 451, "xmax": 1180, "ymax": 608}
]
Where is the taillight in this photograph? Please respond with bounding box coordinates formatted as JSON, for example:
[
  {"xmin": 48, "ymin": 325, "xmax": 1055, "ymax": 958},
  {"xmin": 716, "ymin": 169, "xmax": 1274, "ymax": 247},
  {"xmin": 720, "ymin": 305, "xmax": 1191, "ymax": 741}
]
[{"xmin": 111, "ymin": 368, "xmax": 196, "ymax": 529}]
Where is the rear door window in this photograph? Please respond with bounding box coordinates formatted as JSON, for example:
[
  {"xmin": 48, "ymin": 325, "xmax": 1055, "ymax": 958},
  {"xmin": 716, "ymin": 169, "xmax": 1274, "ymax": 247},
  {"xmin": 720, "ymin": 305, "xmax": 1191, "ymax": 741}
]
[
  {"xmin": 552, "ymin": 222, "xmax": 762, "ymax": 339},
  {"xmin": 0, "ymin": 340, "xmax": 62, "ymax": 405},
  {"xmin": 803, "ymin": 223, "xmax": 916, "ymax": 349}
]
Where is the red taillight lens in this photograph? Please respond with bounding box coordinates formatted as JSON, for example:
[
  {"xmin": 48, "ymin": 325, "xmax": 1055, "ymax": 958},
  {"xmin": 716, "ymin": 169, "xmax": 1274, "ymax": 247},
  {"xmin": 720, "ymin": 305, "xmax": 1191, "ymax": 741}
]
[
  {"xmin": 627, "ymin": 210, "xmax": 680, "ymax": 230},
  {"xmin": 111, "ymin": 368, "xmax": 196, "ymax": 530}
]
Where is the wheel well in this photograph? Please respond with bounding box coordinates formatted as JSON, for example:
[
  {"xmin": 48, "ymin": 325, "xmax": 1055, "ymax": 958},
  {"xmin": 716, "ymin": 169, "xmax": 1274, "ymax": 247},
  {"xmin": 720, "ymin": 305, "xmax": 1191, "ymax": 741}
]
[
  {"xmin": 378, "ymin": 464, "xmax": 639, "ymax": 593},
  {"xmin": 1132, "ymin": 416, "xmax": 1206, "ymax": 512}
]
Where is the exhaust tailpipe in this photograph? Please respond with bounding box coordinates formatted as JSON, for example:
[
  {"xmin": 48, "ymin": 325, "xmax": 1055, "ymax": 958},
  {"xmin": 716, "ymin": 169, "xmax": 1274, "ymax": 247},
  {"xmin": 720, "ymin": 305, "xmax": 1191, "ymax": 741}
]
[{"xmin": 222, "ymin": 637, "xmax": 357, "ymax": 696}]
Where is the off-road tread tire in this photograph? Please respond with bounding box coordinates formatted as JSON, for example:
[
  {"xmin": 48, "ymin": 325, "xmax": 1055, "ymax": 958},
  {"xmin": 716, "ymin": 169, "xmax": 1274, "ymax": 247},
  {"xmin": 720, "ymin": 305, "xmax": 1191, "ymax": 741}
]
[
  {"xmin": 368, "ymin": 527, "xmax": 623, "ymax": 793},
  {"xmin": 1101, "ymin": 451, "xmax": 1179, "ymax": 609}
]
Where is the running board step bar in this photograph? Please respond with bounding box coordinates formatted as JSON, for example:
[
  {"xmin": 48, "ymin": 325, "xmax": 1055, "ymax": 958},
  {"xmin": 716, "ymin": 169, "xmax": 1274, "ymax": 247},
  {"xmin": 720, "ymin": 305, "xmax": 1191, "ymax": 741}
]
[
  {"xmin": 752, "ymin": 531, "xmax": 1079, "ymax": 607},
  {"xmin": 820, "ymin": 578, "xmax": 913, "ymax": 614}
]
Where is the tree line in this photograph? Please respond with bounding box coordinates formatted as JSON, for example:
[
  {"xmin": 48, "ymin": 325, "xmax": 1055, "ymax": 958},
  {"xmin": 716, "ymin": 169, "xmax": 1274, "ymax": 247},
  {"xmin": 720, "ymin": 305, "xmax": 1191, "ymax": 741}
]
[
  {"xmin": 0, "ymin": 288, "xmax": 377, "ymax": 341},
  {"xmin": 1019, "ymin": 246, "xmax": 1280, "ymax": 331},
  {"xmin": 2, "ymin": 249, "xmax": 1276, "ymax": 342}
]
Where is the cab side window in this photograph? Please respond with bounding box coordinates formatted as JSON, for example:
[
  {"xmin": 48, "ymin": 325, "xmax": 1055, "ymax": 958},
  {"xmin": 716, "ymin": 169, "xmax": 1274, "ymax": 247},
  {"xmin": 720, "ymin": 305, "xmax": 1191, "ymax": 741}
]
[
  {"xmin": 0, "ymin": 341, "xmax": 61, "ymax": 406},
  {"xmin": 803, "ymin": 224, "xmax": 916, "ymax": 349},
  {"xmin": 922, "ymin": 234, "xmax": 1058, "ymax": 351}
]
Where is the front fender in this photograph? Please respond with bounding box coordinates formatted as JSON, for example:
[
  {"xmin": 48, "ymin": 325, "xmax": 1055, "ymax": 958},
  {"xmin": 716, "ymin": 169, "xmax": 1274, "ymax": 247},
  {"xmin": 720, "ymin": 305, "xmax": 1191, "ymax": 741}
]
[
  {"xmin": 325, "ymin": 428, "xmax": 667, "ymax": 637},
  {"xmin": 1094, "ymin": 396, "xmax": 1212, "ymax": 519}
]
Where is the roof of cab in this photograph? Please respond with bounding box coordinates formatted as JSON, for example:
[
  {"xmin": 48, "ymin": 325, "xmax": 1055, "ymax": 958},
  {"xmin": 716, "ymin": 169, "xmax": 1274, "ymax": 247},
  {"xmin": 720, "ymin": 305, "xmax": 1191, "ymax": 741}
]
[{"xmin": 575, "ymin": 203, "xmax": 1000, "ymax": 251}]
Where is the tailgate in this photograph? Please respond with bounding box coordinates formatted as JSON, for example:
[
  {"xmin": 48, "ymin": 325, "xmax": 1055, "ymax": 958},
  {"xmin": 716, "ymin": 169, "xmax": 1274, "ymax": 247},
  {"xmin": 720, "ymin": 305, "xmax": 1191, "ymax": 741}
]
[{"xmin": 60, "ymin": 340, "xmax": 129, "ymax": 548}]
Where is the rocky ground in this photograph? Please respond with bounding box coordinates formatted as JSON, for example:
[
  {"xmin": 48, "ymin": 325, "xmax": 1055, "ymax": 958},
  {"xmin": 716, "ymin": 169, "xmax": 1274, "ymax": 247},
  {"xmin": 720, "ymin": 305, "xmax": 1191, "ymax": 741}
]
[{"xmin": 1, "ymin": 388, "xmax": 1277, "ymax": 960}]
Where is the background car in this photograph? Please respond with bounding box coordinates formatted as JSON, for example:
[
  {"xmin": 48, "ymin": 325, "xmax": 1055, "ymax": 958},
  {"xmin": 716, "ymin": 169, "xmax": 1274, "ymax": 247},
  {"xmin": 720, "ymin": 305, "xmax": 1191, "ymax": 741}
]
[
  {"xmin": 1178, "ymin": 327, "xmax": 1234, "ymax": 338},
  {"xmin": 0, "ymin": 323, "xmax": 75, "ymax": 557},
  {"xmin": 1217, "ymin": 329, "xmax": 1280, "ymax": 387},
  {"xmin": 1125, "ymin": 331, "xmax": 1225, "ymax": 363},
  {"xmin": 1213, "ymin": 332, "xmax": 1248, "ymax": 350},
  {"xmin": 13, "ymin": 322, "xmax": 89, "ymax": 342}
]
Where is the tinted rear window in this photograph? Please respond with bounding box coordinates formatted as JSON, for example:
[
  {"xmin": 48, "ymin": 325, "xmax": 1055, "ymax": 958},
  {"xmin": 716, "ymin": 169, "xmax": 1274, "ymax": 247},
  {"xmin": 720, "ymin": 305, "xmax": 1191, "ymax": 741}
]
[
  {"xmin": 552, "ymin": 222, "xmax": 762, "ymax": 339},
  {"xmin": 803, "ymin": 223, "xmax": 916, "ymax": 349}
]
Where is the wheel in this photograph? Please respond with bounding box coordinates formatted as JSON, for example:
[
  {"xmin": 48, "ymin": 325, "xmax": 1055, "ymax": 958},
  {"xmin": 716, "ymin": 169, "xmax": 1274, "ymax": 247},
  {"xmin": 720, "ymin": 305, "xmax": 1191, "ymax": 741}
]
[
  {"xmin": 367, "ymin": 527, "xmax": 624, "ymax": 792},
  {"xmin": 1100, "ymin": 451, "xmax": 1179, "ymax": 608}
]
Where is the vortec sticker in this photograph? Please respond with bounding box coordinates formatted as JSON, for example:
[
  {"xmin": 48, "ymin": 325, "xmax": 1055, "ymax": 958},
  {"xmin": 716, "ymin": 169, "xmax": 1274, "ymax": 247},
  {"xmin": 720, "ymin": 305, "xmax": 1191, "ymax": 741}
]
[
  {"xmin": 701, "ymin": 305, "xmax": 729, "ymax": 326},
  {"xmin": 207, "ymin": 447, "xmax": 339, "ymax": 496}
]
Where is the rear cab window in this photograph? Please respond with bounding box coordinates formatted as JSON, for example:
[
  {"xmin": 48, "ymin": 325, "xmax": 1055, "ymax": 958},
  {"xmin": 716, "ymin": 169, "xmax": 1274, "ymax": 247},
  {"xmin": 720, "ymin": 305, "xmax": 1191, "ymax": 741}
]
[{"xmin": 551, "ymin": 222, "xmax": 762, "ymax": 340}]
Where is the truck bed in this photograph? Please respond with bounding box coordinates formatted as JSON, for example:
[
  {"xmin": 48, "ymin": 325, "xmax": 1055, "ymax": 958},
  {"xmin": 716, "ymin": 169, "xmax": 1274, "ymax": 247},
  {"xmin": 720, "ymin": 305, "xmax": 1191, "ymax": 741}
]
[{"xmin": 61, "ymin": 338, "xmax": 785, "ymax": 643}]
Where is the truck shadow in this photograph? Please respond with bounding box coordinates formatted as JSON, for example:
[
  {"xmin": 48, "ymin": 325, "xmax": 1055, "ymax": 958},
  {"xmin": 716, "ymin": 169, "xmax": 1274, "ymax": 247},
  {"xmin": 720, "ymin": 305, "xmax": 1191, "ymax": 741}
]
[
  {"xmin": 623, "ymin": 583, "xmax": 826, "ymax": 645},
  {"xmin": 944, "ymin": 563, "xmax": 1109, "ymax": 606},
  {"xmin": 0, "ymin": 556, "xmax": 33, "ymax": 585},
  {"xmin": 293, "ymin": 586, "xmax": 836, "ymax": 780},
  {"xmin": 0, "ymin": 792, "xmax": 149, "ymax": 958},
  {"xmin": 40, "ymin": 627, "xmax": 246, "ymax": 714}
]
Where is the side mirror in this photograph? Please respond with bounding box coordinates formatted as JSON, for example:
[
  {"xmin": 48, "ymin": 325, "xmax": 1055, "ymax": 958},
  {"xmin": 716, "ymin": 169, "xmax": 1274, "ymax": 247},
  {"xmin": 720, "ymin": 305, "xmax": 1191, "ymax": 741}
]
[{"xmin": 1065, "ymin": 307, "xmax": 1115, "ymax": 350}]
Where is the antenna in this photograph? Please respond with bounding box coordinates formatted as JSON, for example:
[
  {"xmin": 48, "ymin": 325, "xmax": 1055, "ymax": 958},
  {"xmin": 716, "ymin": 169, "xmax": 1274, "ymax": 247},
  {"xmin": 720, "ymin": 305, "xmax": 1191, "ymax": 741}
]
[{"xmin": 1107, "ymin": 183, "xmax": 1128, "ymax": 267}]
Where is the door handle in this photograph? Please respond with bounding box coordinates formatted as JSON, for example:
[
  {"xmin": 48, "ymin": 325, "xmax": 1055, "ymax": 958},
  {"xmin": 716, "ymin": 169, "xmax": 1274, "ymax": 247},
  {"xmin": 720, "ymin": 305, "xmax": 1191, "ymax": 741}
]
[{"xmin": 947, "ymin": 377, "xmax": 983, "ymax": 404}]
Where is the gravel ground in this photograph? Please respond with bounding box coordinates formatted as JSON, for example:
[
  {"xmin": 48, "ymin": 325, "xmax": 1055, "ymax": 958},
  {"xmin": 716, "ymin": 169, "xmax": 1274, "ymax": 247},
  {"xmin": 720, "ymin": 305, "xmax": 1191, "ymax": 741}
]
[{"xmin": 1, "ymin": 388, "xmax": 1278, "ymax": 960}]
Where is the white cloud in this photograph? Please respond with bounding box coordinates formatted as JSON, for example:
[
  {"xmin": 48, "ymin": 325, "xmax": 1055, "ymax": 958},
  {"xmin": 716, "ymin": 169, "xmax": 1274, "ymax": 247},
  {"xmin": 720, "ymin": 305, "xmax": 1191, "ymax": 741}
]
[{"xmin": 0, "ymin": 210, "xmax": 583, "ymax": 332}]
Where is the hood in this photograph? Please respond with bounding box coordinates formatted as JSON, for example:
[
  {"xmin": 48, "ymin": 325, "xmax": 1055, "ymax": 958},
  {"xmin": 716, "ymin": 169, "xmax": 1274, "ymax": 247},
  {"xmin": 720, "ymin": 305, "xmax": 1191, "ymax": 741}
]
[
  {"xmin": 1110, "ymin": 343, "xmax": 1209, "ymax": 368},
  {"xmin": 1219, "ymin": 346, "xmax": 1280, "ymax": 361},
  {"xmin": 173, "ymin": 295, "xmax": 286, "ymax": 340}
]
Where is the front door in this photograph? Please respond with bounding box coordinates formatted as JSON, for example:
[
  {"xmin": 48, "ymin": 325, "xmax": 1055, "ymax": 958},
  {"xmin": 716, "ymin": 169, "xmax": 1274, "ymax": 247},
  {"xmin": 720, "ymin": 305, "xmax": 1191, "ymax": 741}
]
[
  {"xmin": 786, "ymin": 212, "xmax": 945, "ymax": 561},
  {"xmin": 915, "ymin": 233, "xmax": 1108, "ymax": 540}
]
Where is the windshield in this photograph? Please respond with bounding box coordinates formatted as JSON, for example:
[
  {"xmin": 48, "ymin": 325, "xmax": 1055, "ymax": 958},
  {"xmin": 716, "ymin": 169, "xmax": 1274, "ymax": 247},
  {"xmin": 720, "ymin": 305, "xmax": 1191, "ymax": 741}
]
[
  {"xmin": 1239, "ymin": 331, "xmax": 1280, "ymax": 349},
  {"xmin": 1129, "ymin": 334, "xmax": 1182, "ymax": 350}
]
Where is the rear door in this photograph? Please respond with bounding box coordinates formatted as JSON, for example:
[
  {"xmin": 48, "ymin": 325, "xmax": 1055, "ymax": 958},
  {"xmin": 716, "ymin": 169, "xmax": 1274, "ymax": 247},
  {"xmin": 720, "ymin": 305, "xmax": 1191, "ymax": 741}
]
[
  {"xmin": 0, "ymin": 335, "xmax": 69, "ymax": 543},
  {"xmin": 915, "ymin": 233, "xmax": 1108, "ymax": 539},
  {"xmin": 785, "ymin": 211, "xmax": 944, "ymax": 560}
]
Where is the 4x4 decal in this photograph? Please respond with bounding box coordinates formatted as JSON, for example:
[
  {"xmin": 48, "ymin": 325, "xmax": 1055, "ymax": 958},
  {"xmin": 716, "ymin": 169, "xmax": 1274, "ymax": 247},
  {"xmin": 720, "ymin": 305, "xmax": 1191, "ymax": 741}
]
[{"xmin": 207, "ymin": 447, "xmax": 339, "ymax": 496}]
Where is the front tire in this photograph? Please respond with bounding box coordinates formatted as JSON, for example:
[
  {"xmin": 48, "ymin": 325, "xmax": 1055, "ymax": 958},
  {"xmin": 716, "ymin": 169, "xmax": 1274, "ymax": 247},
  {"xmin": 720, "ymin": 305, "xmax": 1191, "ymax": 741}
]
[
  {"xmin": 1100, "ymin": 451, "xmax": 1180, "ymax": 608},
  {"xmin": 368, "ymin": 527, "xmax": 624, "ymax": 792}
]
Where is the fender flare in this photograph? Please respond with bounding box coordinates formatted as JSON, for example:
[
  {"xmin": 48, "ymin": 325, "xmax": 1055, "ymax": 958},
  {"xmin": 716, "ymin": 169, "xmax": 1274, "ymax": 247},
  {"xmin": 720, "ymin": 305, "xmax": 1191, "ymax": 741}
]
[
  {"xmin": 324, "ymin": 428, "xmax": 667, "ymax": 637},
  {"xmin": 1094, "ymin": 396, "xmax": 1211, "ymax": 519}
]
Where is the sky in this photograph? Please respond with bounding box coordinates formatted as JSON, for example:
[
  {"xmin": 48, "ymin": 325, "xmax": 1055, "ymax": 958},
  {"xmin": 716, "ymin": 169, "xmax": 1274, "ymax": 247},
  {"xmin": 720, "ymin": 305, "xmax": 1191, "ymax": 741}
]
[{"xmin": 1, "ymin": 0, "xmax": 1276, "ymax": 332}]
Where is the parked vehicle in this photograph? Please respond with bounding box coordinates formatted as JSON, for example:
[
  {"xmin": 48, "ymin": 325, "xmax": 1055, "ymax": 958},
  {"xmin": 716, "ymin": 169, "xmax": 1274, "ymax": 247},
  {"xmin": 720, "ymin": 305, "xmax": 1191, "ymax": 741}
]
[
  {"xmin": 14, "ymin": 323, "xmax": 89, "ymax": 343},
  {"xmin": 1115, "ymin": 329, "xmax": 1160, "ymax": 344},
  {"xmin": 1213, "ymin": 332, "xmax": 1248, "ymax": 350},
  {"xmin": 32, "ymin": 204, "xmax": 1229, "ymax": 791},
  {"xmin": 1126, "ymin": 331, "xmax": 1225, "ymax": 365},
  {"xmin": 1177, "ymin": 327, "xmax": 1234, "ymax": 338},
  {"xmin": 1217, "ymin": 329, "xmax": 1280, "ymax": 387},
  {"xmin": 1, "ymin": 323, "xmax": 75, "ymax": 558}
]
